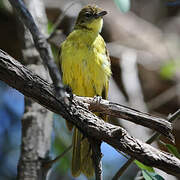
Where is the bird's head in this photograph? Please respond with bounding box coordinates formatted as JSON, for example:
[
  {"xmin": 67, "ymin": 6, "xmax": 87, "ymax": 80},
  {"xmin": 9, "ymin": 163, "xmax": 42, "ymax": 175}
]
[{"xmin": 75, "ymin": 5, "xmax": 107, "ymax": 33}]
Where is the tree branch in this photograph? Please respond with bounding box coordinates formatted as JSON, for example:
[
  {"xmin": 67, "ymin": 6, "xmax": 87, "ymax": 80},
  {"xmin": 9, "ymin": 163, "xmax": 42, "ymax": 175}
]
[
  {"xmin": 15, "ymin": 0, "xmax": 53, "ymax": 179},
  {"xmin": 75, "ymin": 96, "xmax": 173, "ymax": 141},
  {"xmin": 112, "ymin": 109, "xmax": 180, "ymax": 180},
  {"xmin": 8, "ymin": 0, "xmax": 66, "ymax": 98},
  {"xmin": 89, "ymin": 139, "xmax": 103, "ymax": 180},
  {"xmin": 47, "ymin": 1, "xmax": 77, "ymax": 40},
  {"xmin": 0, "ymin": 49, "xmax": 180, "ymax": 176}
]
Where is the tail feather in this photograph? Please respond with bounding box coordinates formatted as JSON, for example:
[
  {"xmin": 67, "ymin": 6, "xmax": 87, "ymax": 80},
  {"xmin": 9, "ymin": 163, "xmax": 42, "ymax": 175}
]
[
  {"xmin": 71, "ymin": 128, "xmax": 94, "ymax": 177},
  {"xmin": 71, "ymin": 128, "xmax": 82, "ymax": 177},
  {"xmin": 81, "ymin": 138, "xmax": 94, "ymax": 177}
]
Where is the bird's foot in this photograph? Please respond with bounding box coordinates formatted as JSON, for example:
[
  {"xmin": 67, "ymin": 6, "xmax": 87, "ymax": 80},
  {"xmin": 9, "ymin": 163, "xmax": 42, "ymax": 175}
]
[{"xmin": 93, "ymin": 95, "xmax": 102, "ymax": 104}]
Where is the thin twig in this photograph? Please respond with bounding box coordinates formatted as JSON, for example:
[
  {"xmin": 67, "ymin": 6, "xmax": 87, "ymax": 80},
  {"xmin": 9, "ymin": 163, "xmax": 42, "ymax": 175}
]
[
  {"xmin": 8, "ymin": 0, "xmax": 66, "ymax": 98},
  {"xmin": 168, "ymin": 109, "xmax": 180, "ymax": 122},
  {"xmin": 42, "ymin": 144, "xmax": 72, "ymax": 170},
  {"xmin": 47, "ymin": 0, "xmax": 78, "ymax": 40},
  {"xmin": 41, "ymin": 144, "xmax": 72, "ymax": 180},
  {"xmin": 112, "ymin": 158, "xmax": 134, "ymax": 180},
  {"xmin": 146, "ymin": 109, "xmax": 180, "ymax": 144},
  {"xmin": 112, "ymin": 109, "xmax": 180, "ymax": 180}
]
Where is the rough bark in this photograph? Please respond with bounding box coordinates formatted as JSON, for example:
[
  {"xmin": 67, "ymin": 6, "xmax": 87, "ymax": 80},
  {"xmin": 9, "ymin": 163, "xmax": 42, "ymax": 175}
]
[
  {"xmin": 0, "ymin": 50, "xmax": 180, "ymax": 176},
  {"xmin": 16, "ymin": 0, "xmax": 53, "ymax": 179},
  {"xmin": 75, "ymin": 96, "xmax": 173, "ymax": 141}
]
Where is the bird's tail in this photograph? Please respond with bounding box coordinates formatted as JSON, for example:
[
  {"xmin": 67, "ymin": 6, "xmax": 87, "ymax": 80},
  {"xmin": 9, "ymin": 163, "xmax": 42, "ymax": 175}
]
[{"xmin": 71, "ymin": 128, "xmax": 94, "ymax": 177}]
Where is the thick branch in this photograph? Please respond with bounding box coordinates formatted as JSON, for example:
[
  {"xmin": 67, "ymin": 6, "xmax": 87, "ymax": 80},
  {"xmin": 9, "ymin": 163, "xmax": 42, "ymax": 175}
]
[
  {"xmin": 0, "ymin": 50, "xmax": 180, "ymax": 176},
  {"xmin": 89, "ymin": 139, "xmax": 102, "ymax": 180}
]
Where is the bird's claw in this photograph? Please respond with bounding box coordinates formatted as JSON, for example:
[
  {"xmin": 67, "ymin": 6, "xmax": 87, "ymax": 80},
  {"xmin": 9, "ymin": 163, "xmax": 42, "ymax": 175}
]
[{"xmin": 93, "ymin": 95, "xmax": 102, "ymax": 104}]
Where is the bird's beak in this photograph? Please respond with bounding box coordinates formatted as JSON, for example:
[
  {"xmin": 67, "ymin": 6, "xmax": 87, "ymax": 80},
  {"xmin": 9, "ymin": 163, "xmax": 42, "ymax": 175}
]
[{"xmin": 94, "ymin": 11, "xmax": 107, "ymax": 19}]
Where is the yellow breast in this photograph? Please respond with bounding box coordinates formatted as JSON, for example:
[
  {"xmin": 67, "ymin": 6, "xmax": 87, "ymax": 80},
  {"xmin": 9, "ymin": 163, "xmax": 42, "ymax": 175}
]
[{"xmin": 60, "ymin": 29, "xmax": 111, "ymax": 97}]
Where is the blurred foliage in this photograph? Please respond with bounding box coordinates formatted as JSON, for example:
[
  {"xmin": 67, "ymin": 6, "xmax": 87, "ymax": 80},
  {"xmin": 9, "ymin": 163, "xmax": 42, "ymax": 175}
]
[
  {"xmin": 134, "ymin": 160, "xmax": 166, "ymax": 180},
  {"xmin": 53, "ymin": 114, "xmax": 72, "ymax": 175},
  {"xmin": 160, "ymin": 60, "xmax": 180, "ymax": 79},
  {"xmin": 142, "ymin": 170, "xmax": 164, "ymax": 180},
  {"xmin": 0, "ymin": 0, "xmax": 5, "ymax": 9},
  {"xmin": 165, "ymin": 143, "xmax": 180, "ymax": 159},
  {"xmin": 114, "ymin": 0, "xmax": 131, "ymax": 12},
  {"xmin": 51, "ymin": 45, "xmax": 59, "ymax": 64},
  {"xmin": 134, "ymin": 160, "xmax": 154, "ymax": 172},
  {"xmin": 47, "ymin": 20, "xmax": 54, "ymax": 34}
]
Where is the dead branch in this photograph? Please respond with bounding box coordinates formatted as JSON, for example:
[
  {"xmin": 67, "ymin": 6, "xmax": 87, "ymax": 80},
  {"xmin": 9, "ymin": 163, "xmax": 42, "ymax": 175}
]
[
  {"xmin": 112, "ymin": 110, "xmax": 180, "ymax": 180},
  {"xmin": 0, "ymin": 49, "xmax": 180, "ymax": 176},
  {"xmin": 75, "ymin": 96, "xmax": 173, "ymax": 140},
  {"xmin": 8, "ymin": 0, "xmax": 66, "ymax": 98},
  {"xmin": 89, "ymin": 139, "xmax": 103, "ymax": 180}
]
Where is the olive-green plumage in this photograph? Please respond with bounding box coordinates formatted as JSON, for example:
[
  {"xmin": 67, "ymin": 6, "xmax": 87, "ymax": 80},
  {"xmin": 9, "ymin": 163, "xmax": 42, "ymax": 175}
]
[{"xmin": 59, "ymin": 5, "xmax": 111, "ymax": 178}]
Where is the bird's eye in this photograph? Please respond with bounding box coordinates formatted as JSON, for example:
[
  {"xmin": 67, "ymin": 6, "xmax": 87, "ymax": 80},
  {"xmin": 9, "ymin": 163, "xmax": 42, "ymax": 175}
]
[{"xmin": 85, "ymin": 12, "xmax": 92, "ymax": 18}]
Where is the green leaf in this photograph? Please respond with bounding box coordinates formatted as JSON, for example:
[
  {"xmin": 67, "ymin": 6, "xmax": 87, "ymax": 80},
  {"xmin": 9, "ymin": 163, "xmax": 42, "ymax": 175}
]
[
  {"xmin": 160, "ymin": 60, "xmax": 180, "ymax": 79},
  {"xmin": 160, "ymin": 61, "xmax": 176, "ymax": 79},
  {"xmin": 134, "ymin": 160, "xmax": 154, "ymax": 172},
  {"xmin": 166, "ymin": 144, "xmax": 180, "ymax": 159},
  {"xmin": 142, "ymin": 170, "xmax": 165, "ymax": 180},
  {"xmin": 114, "ymin": 0, "xmax": 131, "ymax": 12},
  {"xmin": 0, "ymin": 1, "xmax": 4, "ymax": 9},
  {"xmin": 47, "ymin": 20, "xmax": 54, "ymax": 34}
]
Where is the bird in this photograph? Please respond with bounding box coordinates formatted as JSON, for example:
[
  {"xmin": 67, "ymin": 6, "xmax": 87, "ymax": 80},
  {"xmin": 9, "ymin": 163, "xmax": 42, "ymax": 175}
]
[{"xmin": 58, "ymin": 5, "xmax": 111, "ymax": 178}]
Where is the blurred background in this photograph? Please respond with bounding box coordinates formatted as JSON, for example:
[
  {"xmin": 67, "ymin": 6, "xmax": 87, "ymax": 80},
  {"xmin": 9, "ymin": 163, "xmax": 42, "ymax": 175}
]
[{"xmin": 0, "ymin": 0, "xmax": 180, "ymax": 179}]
